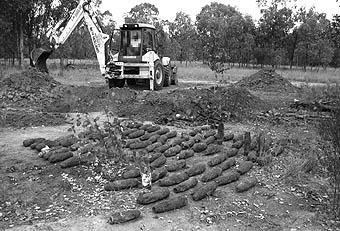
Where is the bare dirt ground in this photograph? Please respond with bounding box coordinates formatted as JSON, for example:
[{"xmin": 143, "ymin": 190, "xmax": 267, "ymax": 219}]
[{"xmin": 0, "ymin": 69, "xmax": 339, "ymax": 231}]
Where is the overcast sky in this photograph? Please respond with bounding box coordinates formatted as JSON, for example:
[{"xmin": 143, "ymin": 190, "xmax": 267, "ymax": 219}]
[{"xmin": 100, "ymin": 0, "xmax": 340, "ymax": 25}]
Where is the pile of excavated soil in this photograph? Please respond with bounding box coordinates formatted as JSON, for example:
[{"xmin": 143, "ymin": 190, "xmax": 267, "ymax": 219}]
[
  {"xmin": 235, "ymin": 69, "xmax": 298, "ymax": 93},
  {"xmin": 0, "ymin": 68, "xmax": 139, "ymax": 112},
  {"xmin": 54, "ymin": 86, "xmax": 138, "ymax": 113},
  {"xmin": 0, "ymin": 108, "xmax": 67, "ymax": 128},
  {"xmin": 43, "ymin": 84, "xmax": 266, "ymax": 125},
  {"xmin": 0, "ymin": 69, "xmax": 72, "ymax": 127},
  {"xmin": 0, "ymin": 69, "xmax": 267, "ymax": 127},
  {"xmin": 118, "ymin": 86, "xmax": 267, "ymax": 124},
  {"xmin": 0, "ymin": 69, "xmax": 63, "ymax": 107}
]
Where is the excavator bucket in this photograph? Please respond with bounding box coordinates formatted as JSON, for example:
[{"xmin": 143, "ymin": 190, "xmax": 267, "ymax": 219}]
[{"xmin": 31, "ymin": 48, "xmax": 53, "ymax": 73}]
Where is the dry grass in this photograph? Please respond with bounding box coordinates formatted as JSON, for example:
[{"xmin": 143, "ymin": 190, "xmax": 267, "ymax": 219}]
[
  {"xmin": 279, "ymin": 68, "xmax": 340, "ymax": 84},
  {"xmin": 175, "ymin": 61, "xmax": 257, "ymax": 82},
  {"xmin": 175, "ymin": 61, "xmax": 340, "ymax": 84},
  {"xmin": 296, "ymin": 83, "xmax": 340, "ymax": 103},
  {"xmin": 0, "ymin": 60, "xmax": 104, "ymax": 86},
  {"xmin": 50, "ymin": 68, "xmax": 105, "ymax": 86},
  {"xmin": 2, "ymin": 59, "xmax": 340, "ymax": 85}
]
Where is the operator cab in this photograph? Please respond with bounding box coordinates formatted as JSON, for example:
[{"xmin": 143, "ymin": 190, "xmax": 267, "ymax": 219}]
[{"xmin": 119, "ymin": 23, "xmax": 156, "ymax": 63}]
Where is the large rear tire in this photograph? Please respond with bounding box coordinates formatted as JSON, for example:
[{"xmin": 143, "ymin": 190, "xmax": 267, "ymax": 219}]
[
  {"xmin": 153, "ymin": 61, "xmax": 164, "ymax": 90},
  {"xmin": 108, "ymin": 79, "xmax": 125, "ymax": 88},
  {"xmin": 163, "ymin": 65, "xmax": 171, "ymax": 87}
]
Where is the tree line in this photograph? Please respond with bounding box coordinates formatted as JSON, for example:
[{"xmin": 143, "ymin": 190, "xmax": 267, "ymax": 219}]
[{"xmin": 1, "ymin": 0, "xmax": 340, "ymax": 72}]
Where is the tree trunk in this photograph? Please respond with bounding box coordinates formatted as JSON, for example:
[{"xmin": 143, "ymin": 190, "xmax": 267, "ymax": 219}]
[
  {"xmin": 27, "ymin": 30, "xmax": 34, "ymax": 66},
  {"xmin": 289, "ymin": 31, "xmax": 298, "ymax": 69},
  {"xmin": 12, "ymin": 53, "xmax": 15, "ymax": 66},
  {"xmin": 18, "ymin": 14, "xmax": 24, "ymax": 68}
]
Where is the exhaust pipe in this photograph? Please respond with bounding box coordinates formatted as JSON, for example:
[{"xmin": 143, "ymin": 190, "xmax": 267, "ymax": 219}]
[{"xmin": 31, "ymin": 48, "xmax": 53, "ymax": 73}]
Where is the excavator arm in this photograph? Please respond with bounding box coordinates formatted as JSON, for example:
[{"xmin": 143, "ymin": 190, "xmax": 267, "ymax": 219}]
[{"xmin": 31, "ymin": 0, "xmax": 109, "ymax": 74}]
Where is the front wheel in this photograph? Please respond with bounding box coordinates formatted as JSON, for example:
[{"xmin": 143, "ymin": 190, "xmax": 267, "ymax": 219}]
[
  {"xmin": 108, "ymin": 79, "xmax": 125, "ymax": 88},
  {"xmin": 153, "ymin": 61, "xmax": 164, "ymax": 90}
]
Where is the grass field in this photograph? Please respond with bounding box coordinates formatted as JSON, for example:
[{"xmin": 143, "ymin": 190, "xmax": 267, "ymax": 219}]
[
  {"xmin": 1, "ymin": 59, "xmax": 340, "ymax": 84},
  {"xmin": 174, "ymin": 61, "xmax": 340, "ymax": 84}
]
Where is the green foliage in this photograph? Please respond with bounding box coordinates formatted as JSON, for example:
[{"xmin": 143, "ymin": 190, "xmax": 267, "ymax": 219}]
[
  {"xmin": 68, "ymin": 111, "xmax": 151, "ymax": 181},
  {"xmin": 70, "ymin": 111, "xmax": 125, "ymax": 162},
  {"xmin": 98, "ymin": 10, "xmax": 116, "ymax": 33},
  {"xmin": 169, "ymin": 12, "xmax": 197, "ymax": 62},
  {"xmin": 124, "ymin": 3, "xmax": 159, "ymax": 25},
  {"xmin": 294, "ymin": 8, "xmax": 334, "ymax": 70},
  {"xmin": 258, "ymin": 6, "xmax": 294, "ymax": 48},
  {"xmin": 256, "ymin": 0, "xmax": 297, "ymax": 8},
  {"xmin": 0, "ymin": 19, "xmax": 16, "ymax": 59},
  {"xmin": 331, "ymin": 15, "xmax": 340, "ymax": 48},
  {"xmin": 0, "ymin": 0, "xmax": 79, "ymax": 62},
  {"xmin": 330, "ymin": 15, "xmax": 340, "ymax": 67},
  {"xmin": 0, "ymin": 0, "xmax": 117, "ymax": 62},
  {"xmin": 196, "ymin": 3, "xmax": 256, "ymax": 72},
  {"xmin": 255, "ymin": 4, "xmax": 294, "ymax": 67},
  {"xmin": 1, "ymin": 0, "xmax": 339, "ymax": 70}
]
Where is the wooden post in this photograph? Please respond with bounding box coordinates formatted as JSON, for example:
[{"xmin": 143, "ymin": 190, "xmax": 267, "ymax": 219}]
[
  {"xmin": 243, "ymin": 132, "xmax": 251, "ymax": 156},
  {"xmin": 216, "ymin": 122, "xmax": 224, "ymax": 145},
  {"xmin": 257, "ymin": 132, "xmax": 265, "ymax": 157}
]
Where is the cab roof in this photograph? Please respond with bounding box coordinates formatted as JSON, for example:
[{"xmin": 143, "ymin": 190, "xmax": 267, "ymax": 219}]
[{"xmin": 120, "ymin": 23, "xmax": 156, "ymax": 30}]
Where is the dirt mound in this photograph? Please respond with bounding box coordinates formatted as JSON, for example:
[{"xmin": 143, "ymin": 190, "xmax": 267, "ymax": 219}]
[
  {"xmin": 119, "ymin": 86, "xmax": 267, "ymax": 124},
  {"xmin": 43, "ymin": 86, "xmax": 138, "ymax": 114},
  {"xmin": 235, "ymin": 69, "xmax": 298, "ymax": 92},
  {"xmin": 0, "ymin": 68, "xmax": 63, "ymax": 107},
  {"xmin": 0, "ymin": 69, "xmax": 266, "ymax": 127},
  {"xmin": 0, "ymin": 108, "xmax": 66, "ymax": 128}
]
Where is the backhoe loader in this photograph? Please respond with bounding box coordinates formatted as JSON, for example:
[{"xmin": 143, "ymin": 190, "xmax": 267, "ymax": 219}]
[{"xmin": 31, "ymin": 0, "xmax": 177, "ymax": 90}]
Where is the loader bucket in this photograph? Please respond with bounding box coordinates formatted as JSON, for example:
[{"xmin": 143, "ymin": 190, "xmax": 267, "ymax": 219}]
[{"xmin": 31, "ymin": 48, "xmax": 53, "ymax": 73}]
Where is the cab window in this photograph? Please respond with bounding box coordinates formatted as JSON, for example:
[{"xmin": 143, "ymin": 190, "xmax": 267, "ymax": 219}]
[
  {"xmin": 120, "ymin": 30, "xmax": 142, "ymax": 56},
  {"xmin": 142, "ymin": 29, "xmax": 154, "ymax": 55}
]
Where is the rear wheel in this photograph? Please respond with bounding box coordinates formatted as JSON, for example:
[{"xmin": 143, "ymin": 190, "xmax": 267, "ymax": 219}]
[
  {"xmin": 108, "ymin": 79, "xmax": 125, "ymax": 88},
  {"xmin": 153, "ymin": 61, "xmax": 164, "ymax": 90},
  {"xmin": 163, "ymin": 65, "xmax": 171, "ymax": 87}
]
